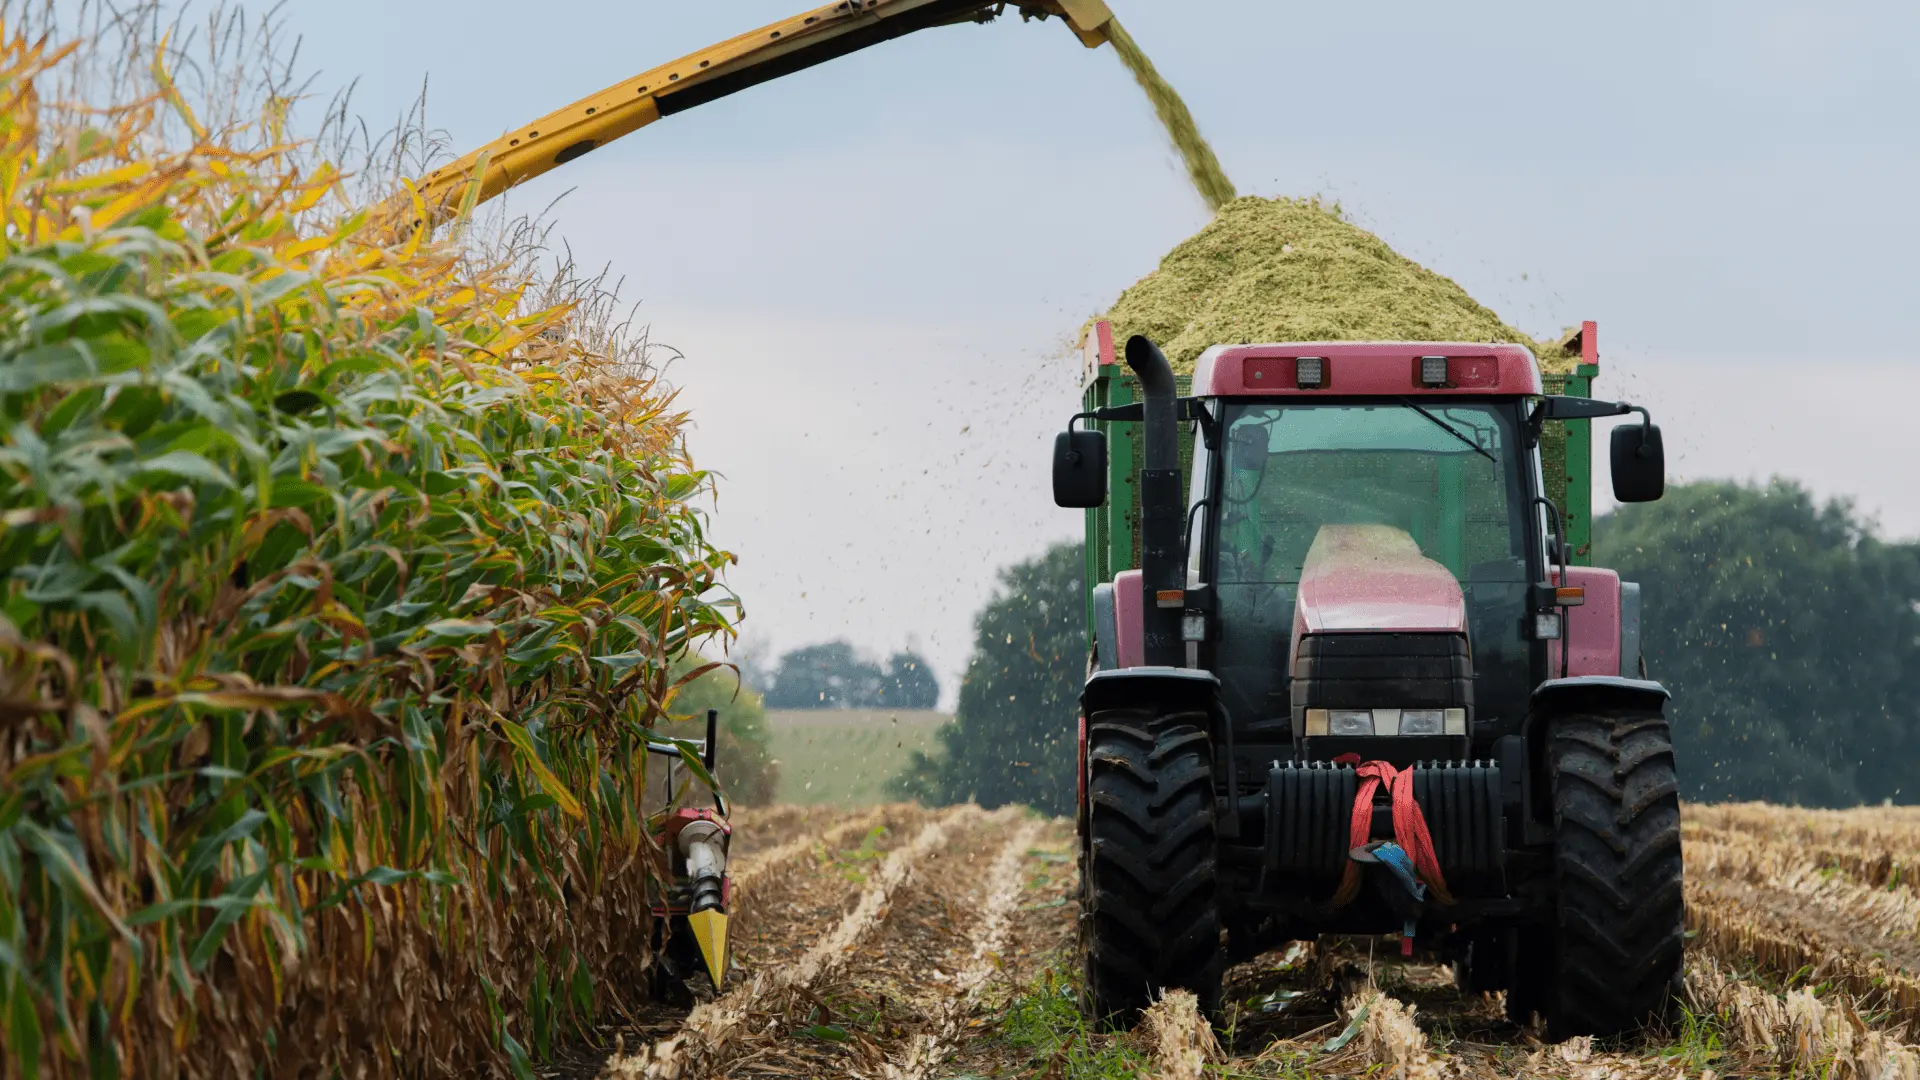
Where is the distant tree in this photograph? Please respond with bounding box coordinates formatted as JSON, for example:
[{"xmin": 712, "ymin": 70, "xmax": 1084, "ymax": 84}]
[
  {"xmin": 763, "ymin": 640, "xmax": 885, "ymax": 709},
  {"xmin": 1594, "ymin": 480, "xmax": 1920, "ymax": 806},
  {"xmin": 879, "ymin": 650, "xmax": 940, "ymax": 709},
  {"xmin": 660, "ymin": 655, "xmax": 780, "ymax": 805},
  {"xmin": 892, "ymin": 543, "xmax": 1083, "ymax": 815}
]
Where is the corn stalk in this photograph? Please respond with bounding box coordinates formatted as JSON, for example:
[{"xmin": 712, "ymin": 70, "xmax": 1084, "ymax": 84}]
[{"xmin": 0, "ymin": 24, "xmax": 732, "ymax": 1079}]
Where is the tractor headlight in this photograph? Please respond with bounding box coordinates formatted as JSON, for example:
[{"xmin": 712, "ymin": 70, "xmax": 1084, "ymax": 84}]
[
  {"xmin": 1329, "ymin": 709, "xmax": 1374, "ymax": 736},
  {"xmin": 1400, "ymin": 709, "xmax": 1445, "ymax": 736}
]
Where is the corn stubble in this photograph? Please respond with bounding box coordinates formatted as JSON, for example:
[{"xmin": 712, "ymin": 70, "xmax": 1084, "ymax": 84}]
[{"xmin": 0, "ymin": 23, "xmax": 733, "ymax": 1080}]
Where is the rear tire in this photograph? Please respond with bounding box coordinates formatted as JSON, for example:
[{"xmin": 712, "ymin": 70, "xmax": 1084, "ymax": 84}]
[
  {"xmin": 1079, "ymin": 708, "xmax": 1223, "ymax": 1027},
  {"xmin": 1539, "ymin": 708, "xmax": 1685, "ymax": 1039}
]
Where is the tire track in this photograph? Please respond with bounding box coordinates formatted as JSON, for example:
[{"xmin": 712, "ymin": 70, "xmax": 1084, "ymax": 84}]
[
  {"xmin": 881, "ymin": 815, "xmax": 1045, "ymax": 1080},
  {"xmin": 601, "ymin": 804, "xmax": 975, "ymax": 1079}
]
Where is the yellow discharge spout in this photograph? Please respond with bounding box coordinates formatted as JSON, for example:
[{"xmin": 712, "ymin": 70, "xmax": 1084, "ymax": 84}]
[{"xmin": 402, "ymin": 0, "xmax": 1114, "ymax": 224}]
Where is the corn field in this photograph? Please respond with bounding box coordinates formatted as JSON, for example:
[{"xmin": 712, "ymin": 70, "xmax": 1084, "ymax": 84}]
[{"xmin": 0, "ymin": 18, "xmax": 733, "ymax": 1079}]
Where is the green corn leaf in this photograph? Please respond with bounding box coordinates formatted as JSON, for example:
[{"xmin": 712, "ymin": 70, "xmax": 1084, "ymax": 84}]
[
  {"xmin": 500, "ymin": 1031, "xmax": 534, "ymax": 1080},
  {"xmin": 0, "ymin": 340, "xmax": 100, "ymax": 393},
  {"xmin": 179, "ymin": 809, "xmax": 267, "ymax": 882},
  {"xmin": 424, "ymin": 618, "xmax": 495, "ymax": 641},
  {"xmin": 14, "ymin": 823, "xmax": 132, "ymax": 942},
  {"xmin": 496, "ymin": 719, "xmax": 583, "ymax": 820},
  {"xmin": 8, "ymin": 981, "xmax": 42, "ymax": 1078},
  {"xmin": 134, "ymin": 450, "xmax": 235, "ymax": 489},
  {"xmin": 187, "ymin": 868, "xmax": 269, "ymax": 971},
  {"xmin": 671, "ymin": 741, "xmax": 725, "ymax": 799}
]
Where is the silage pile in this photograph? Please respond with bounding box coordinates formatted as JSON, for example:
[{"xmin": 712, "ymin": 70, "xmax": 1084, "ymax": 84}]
[{"xmin": 1102, "ymin": 196, "xmax": 1570, "ymax": 373}]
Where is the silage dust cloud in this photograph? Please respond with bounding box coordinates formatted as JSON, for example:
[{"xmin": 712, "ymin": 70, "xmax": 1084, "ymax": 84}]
[{"xmin": 1106, "ymin": 17, "xmax": 1237, "ymax": 213}]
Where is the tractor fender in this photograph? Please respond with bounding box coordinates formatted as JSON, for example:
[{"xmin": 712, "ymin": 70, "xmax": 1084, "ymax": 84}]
[
  {"xmin": 1080, "ymin": 666, "xmax": 1221, "ymax": 717},
  {"xmin": 1520, "ymin": 676, "xmax": 1671, "ymax": 828},
  {"xmin": 1531, "ymin": 675, "xmax": 1670, "ymax": 717},
  {"xmin": 1077, "ymin": 667, "xmax": 1222, "ymax": 859}
]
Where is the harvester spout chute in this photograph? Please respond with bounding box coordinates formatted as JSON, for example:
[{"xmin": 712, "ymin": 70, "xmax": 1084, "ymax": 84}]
[
  {"xmin": 1028, "ymin": 0, "xmax": 1116, "ymax": 46},
  {"xmin": 400, "ymin": 0, "xmax": 1113, "ymax": 226},
  {"xmin": 1125, "ymin": 334, "xmax": 1186, "ymax": 667}
]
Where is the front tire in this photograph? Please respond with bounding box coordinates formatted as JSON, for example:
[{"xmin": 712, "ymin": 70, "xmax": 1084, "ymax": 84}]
[
  {"xmin": 1538, "ymin": 708, "xmax": 1685, "ymax": 1039},
  {"xmin": 1079, "ymin": 708, "xmax": 1223, "ymax": 1027}
]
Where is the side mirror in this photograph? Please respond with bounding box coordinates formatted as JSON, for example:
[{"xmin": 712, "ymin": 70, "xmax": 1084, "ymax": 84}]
[
  {"xmin": 1610, "ymin": 422, "xmax": 1665, "ymax": 502},
  {"xmin": 1053, "ymin": 429, "xmax": 1107, "ymax": 508}
]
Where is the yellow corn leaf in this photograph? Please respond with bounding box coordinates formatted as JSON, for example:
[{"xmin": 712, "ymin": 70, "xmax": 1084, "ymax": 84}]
[
  {"xmin": 149, "ymin": 37, "xmax": 208, "ymax": 142},
  {"xmin": 44, "ymin": 158, "xmax": 155, "ymax": 194},
  {"xmin": 495, "ymin": 718, "xmax": 584, "ymax": 819},
  {"xmin": 88, "ymin": 173, "xmax": 176, "ymax": 230},
  {"xmin": 290, "ymin": 164, "xmax": 339, "ymax": 213}
]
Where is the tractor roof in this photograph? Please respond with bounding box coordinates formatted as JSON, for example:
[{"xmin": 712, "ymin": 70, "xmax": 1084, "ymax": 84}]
[{"xmin": 1192, "ymin": 341, "xmax": 1543, "ymax": 399}]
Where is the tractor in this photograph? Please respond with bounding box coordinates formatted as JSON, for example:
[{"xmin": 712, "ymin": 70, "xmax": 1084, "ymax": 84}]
[{"xmin": 1052, "ymin": 325, "xmax": 1683, "ymax": 1039}]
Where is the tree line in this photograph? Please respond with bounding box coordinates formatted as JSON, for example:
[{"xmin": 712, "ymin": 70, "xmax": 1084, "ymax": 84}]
[{"xmin": 890, "ymin": 480, "xmax": 1920, "ymax": 811}]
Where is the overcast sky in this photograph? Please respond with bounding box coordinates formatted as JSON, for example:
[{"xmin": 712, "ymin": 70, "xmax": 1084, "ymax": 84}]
[{"xmin": 205, "ymin": 0, "xmax": 1920, "ymax": 704}]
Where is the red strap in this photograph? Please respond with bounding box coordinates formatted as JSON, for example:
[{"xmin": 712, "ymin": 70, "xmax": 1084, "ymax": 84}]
[{"xmin": 1329, "ymin": 754, "xmax": 1455, "ymax": 907}]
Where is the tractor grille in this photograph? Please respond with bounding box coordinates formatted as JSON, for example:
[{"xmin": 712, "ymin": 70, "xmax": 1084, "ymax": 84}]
[{"xmin": 1291, "ymin": 632, "xmax": 1473, "ymax": 713}]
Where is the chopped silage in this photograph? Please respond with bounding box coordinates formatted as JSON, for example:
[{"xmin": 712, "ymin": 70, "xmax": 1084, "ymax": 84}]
[
  {"xmin": 1106, "ymin": 18, "xmax": 1236, "ymax": 213},
  {"xmin": 1101, "ymin": 196, "xmax": 1573, "ymax": 374}
]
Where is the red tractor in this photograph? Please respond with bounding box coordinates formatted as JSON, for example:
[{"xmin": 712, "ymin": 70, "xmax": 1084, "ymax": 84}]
[{"xmin": 1053, "ymin": 329, "xmax": 1681, "ymax": 1038}]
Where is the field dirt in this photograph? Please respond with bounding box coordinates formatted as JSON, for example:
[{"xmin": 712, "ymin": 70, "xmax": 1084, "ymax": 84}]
[{"xmin": 548, "ymin": 802, "xmax": 1920, "ymax": 1079}]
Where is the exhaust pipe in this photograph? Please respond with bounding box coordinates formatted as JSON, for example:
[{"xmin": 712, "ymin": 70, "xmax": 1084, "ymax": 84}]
[{"xmin": 1126, "ymin": 335, "xmax": 1185, "ymax": 667}]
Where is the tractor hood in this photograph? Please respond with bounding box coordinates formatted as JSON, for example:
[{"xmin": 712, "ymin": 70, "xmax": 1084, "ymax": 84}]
[{"xmin": 1291, "ymin": 525, "xmax": 1467, "ymax": 642}]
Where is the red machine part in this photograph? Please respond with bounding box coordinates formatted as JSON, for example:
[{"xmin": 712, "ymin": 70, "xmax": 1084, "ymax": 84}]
[
  {"xmin": 1330, "ymin": 754, "xmax": 1455, "ymax": 908},
  {"xmin": 1111, "ymin": 569, "xmax": 1146, "ymax": 668},
  {"xmin": 1551, "ymin": 566, "xmax": 1623, "ymax": 676},
  {"xmin": 1201, "ymin": 342, "xmax": 1544, "ymax": 399},
  {"xmin": 1290, "ymin": 526, "xmax": 1468, "ymax": 640},
  {"xmin": 650, "ymin": 807, "xmax": 732, "ymax": 917}
]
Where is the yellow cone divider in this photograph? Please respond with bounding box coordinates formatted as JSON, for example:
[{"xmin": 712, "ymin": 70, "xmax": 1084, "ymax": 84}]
[{"xmin": 686, "ymin": 909, "xmax": 728, "ymax": 989}]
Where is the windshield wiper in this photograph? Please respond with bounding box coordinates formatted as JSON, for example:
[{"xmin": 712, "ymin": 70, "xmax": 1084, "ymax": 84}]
[{"xmin": 1399, "ymin": 397, "xmax": 1496, "ymax": 464}]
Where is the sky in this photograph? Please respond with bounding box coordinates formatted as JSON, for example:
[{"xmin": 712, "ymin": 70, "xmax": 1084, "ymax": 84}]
[{"xmin": 186, "ymin": 0, "xmax": 1920, "ymax": 705}]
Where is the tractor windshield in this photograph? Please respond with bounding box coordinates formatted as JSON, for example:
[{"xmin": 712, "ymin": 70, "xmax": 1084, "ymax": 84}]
[{"xmin": 1208, "ymin": 401, "xmax": 1535, "ymax": 733}]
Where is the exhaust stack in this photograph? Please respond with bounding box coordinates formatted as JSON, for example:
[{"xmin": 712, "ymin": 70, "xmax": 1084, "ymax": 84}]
[{"xmin": 1125, "ymin": 335, "xmax": 1185, "ymax": 667}]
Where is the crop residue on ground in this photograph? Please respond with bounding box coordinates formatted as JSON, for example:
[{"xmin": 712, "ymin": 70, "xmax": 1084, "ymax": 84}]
[{"xmin": 567, "ymin": 800, "xmax": 1920, "ymax": 1078}]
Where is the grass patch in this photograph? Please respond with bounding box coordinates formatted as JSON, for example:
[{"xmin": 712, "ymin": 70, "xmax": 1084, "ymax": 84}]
[
  {"xmin": 1657, "ymin": 999, "xmax": 1730, "ymax": 1075},
  {"xmin": 766, "ymin": 709, "xmax": 946, "ymax": 804},
  {"xmin": 997, "ymin": 956, "xmax": 1152, "ymax": 1080}
]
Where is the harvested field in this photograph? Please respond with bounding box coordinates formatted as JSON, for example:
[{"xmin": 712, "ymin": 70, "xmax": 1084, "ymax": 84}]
[{"xmin": 548, "ymin": 800, "xmax": 1920, "ymax": 1078}]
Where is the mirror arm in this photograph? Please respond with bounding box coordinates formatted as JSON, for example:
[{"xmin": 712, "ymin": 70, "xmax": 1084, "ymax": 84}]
[
  {"xmin": 1626, "ymin": 405, "xmax": 1655, "ymax": 453},
  {"xmin": 1060, "ymin": 412, "xmax": 1098, "ymax": 469},
  {"xmin": 1183, "ymin": 498, "xmax": 1211, "ymax": 566}
]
